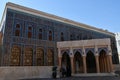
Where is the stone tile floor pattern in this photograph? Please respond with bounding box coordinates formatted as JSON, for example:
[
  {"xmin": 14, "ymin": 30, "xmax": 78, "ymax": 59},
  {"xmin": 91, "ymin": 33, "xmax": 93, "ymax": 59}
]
[{"xmin": 20, "ymin": 76, "xmax": 120, "ymax": 80}]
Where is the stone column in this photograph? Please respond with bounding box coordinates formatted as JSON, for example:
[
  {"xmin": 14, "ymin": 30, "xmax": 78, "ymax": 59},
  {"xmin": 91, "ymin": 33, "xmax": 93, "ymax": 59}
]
[
  {"xmin": 106, "ymin": 56, "xmax": 110, "ymax": 72},
  {"xmin": 70, "ymin": 47, "xmax": 74, "ymax": 74},
  {"xmin": 70, "ymin": 57, "xmax": 74, "ymax": 74},
  {"xmin": 102, "ymin": 56, "xmax": 105, "ymax": 72},
  {"xmin": 82, "ymin": 46, "xmax": 87, "ymax": 73},
  {"xmin": 58, "ymin": 57, "xmax": 62, "ymax": 67},
  {"xmin": 108, "ymin": 45, "xmax": 113, "ymax": 72},
  {"xmin": 103, "ymin": 56, "xmax": 107, "ymax": 72},
  {"xmin": 95, "ymin": 55, "xmax": 100, "ymax": 73},
  {"xmin": 58, "ymin": 48, "xmax": 61, "ymax": 68},
  {"xmin": 104, "ymin": 56, "xmax": 107, "ymax": 72},
  {"xmin": 83, "ymin": 55, "xmax": 87, "ymax": 73},
  {"xmin": 101, "ymin": 57, "xmax": 104, "ymax": 72},
  {"xmin": 108, "ymin": 55, "xmax": 113, "ymax": 72}
]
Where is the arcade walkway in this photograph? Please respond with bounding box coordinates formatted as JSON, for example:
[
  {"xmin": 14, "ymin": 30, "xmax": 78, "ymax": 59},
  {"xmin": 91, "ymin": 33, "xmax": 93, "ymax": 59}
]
[{"xmin": 57, "ymin": 39, "xmax": 113, "ymax": 74}]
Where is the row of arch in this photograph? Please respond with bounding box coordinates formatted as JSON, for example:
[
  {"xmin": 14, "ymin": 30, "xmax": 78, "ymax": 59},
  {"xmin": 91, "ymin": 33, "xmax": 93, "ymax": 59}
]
[
  {"xmin": 15, "ymin": 24, "xmax": 93, "ymax": 41},
  {"xmin": 10, "ymin": 45, "xmax": 54, "ymax": 66},
  {"xmin": 61, "ymin": 49, "xmax": 110, "ymax": 73},
  {"xmin": 15, "ymin": 24, "xmax": 53, "ymax": 41}
]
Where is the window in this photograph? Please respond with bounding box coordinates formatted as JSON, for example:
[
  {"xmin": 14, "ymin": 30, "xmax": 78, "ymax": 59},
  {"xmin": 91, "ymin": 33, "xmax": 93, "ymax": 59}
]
[
  {"xmin": 61, "ymin": 32, "xmax": 64, "ymax": 41},
  {"xmin": 39, "ymin": 29, "xmax": 42, "ymax": 39},
  {"xmin": 47, "ymin": 49, "xmax": 54, "ymax": 66},
  {"xmin": 70, "ymin": 34, "xmax": 73, "ymax": 40},
  {"xmin": 28, "ymin": 32, "xmax": 32, "ymax": 38},
  {"xmin": 23, "ymin": 48, "xmax": 33, "ymax": 66},
  {"xmin": 15, "ymin": 24, "xmax": 20, "ymax": 36},
  {"xmin": 16, "ymin": 24, "xmax": 20, "ymax": 28},
  {"xmin": 28, "ymin": 27, "xmax": 32, "ymax": 30},
  {"xmin": 28, "ymin": 26, "xmax": 32, "ymax": 38},
  {"xmin": 49, "ymin": 31, "xmax": 52, "ymax": 41},
  {"xmin": 10, "ymin": 45, "xmax": 21, "ymax": 66},
  {"xmin": 36, "ymin": 48, "xmax": 44, "ymax": 66},
  {"xmin": 77, "ymin": 35, "xmax": 79, "ymax": 40},
  {"xmin": 39, "ymin": 29, "xmax": 42, "ymax": 32},
  {"xmin": 15, "ymin": 30, "xmax": 20, "ymax": 36}
]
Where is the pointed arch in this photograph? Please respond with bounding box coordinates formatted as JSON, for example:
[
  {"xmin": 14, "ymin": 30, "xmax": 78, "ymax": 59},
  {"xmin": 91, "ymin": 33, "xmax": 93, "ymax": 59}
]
[
  {"xmin": 10, "ymin": 45, "xmax": 21, "ymax": 66},
  {"xmin": 99, "ymin": 50, "xmax": 108, "ymax": 72},
  {"xmin": 74, "ymin": 51, "xmax": 83, "ymax": 73},
  {"xmin": 36, "ymin": 48, "xmax": 44, "ymax": 66},
  {"xmin": 61, "ymin": 52, "xmax": 71, "ymax": 76},
  {"xmin": 86, "ymin": 51, "xmax": 96, "ymax": 73},
  {"xmin": 23, "ymin": 47, "xmax": 33, "ymax": 66},
  {"xmin": 47, "ymin": 49, "xmax": 54, "ymax": 66}
]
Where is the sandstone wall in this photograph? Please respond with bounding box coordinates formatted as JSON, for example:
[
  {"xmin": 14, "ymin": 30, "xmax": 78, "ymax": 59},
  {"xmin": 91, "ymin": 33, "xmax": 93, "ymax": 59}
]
[{"xmin": 0, "ymin": 66, "xmax": 53, "ymax": 80}]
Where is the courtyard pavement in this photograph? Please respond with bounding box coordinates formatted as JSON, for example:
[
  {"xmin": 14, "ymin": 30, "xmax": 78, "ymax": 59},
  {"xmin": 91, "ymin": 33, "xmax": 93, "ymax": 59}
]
[{"xmin": 20, "ymin": 76, "xmax": 120, "ymax": 80}]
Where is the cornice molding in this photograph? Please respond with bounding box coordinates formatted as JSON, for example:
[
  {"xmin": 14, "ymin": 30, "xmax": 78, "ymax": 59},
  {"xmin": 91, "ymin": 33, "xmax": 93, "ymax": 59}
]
[{"xmin": 4, "ymin": 2, "xmax": 114, "ymax": 36}]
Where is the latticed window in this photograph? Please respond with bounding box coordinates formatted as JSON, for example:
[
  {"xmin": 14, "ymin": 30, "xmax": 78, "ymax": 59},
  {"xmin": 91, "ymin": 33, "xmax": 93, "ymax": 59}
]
[
  {"xmin": 36, "ymin": 48, "xmax": 44, "ymax": 66},
  {"xmin": 10, "ymin": 45, "xmax": 21, "ymax": 66},
  {"xmin": 47, "ymin": 49, "xmax": 54, "ymax": 66},
  {"xmin": 23, "ymin": 48, "xmax": 33, "ymax": 66}
]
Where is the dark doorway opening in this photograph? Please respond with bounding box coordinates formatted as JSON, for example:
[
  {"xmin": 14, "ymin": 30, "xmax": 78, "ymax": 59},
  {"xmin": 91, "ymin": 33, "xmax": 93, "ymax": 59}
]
[
  {"xmin": 61, "ymin": 52, "xmax": 71, "ymax": 76},
  {"xmin": 86, "ymin": 51, "xmax": 96, "ymax": 73},
  {"xmin": 74, "ymin": 51, "xmax": 83, "ymax": 73}
]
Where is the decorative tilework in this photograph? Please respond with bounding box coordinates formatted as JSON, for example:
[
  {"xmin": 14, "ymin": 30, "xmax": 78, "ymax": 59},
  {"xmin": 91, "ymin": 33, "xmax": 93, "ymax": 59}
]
[
  {"xmin": 85, "ymin": 48, "xmax": 95, "ymax": 55},
  {"xmin": 98, "ymin": 47, "xmax": 108, "ymax": 54},
  {"xmin": 73, "ymin": 49, "xmax": 83, "ymax": 55}
]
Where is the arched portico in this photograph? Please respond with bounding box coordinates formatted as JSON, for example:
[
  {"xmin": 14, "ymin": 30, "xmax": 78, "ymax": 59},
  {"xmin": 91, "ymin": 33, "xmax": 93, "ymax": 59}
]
[{"xmin": 57, "ymin": 38, "xmax": 113, "ymax": 75}]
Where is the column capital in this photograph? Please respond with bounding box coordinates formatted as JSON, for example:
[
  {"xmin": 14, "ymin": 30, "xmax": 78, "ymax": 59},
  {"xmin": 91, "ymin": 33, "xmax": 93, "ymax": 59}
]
[
  {"xmin": 82, "ymin": 46, "xmax": 86, "ymax": 56},
  {"xmin": 107, "ymin": 50, "xmax": 112, "ymax": 56},
  {"xmin": 58, "ymin": 48, "xmax": 61, "ymax": 57},
  {"xmin": 83, "ymin": 55, "xmax": 87, "ymax": 73},
  {"xmin": 82, "ymin": 54, "xmax": 86, "ymax": 57},
  {"xmin": 95, "ymin": 54, "xmax": 99, "ymax": 56},
  {"xmin": 95, "ymin": 55, "xmax": 100, "ymax": 73},
  {"xmin": 70, "ymin": 47, "xmax": 73, "ymax": 57}
]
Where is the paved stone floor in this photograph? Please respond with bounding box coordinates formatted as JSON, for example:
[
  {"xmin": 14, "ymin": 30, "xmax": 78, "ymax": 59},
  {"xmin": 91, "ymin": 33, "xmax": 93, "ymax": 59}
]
[{"xmin": 20, "ymin": 76, "xmax": 120, "ymax": 80}]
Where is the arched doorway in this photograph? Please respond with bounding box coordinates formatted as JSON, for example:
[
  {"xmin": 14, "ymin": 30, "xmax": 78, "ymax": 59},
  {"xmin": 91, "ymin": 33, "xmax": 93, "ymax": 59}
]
[
  {"xmin": 10, "ymin": 45, "xmax": 21, "ymax": 66},
  {"xmin": 86, "ymin": 51, "xmax": 96, "ymax": 73},
  {"xmin": 61, "ymin": 52, "xmax": 71, "ymax": 76},
  {"xmin": 47, "ymin": 49, "xmax": 54, "ymax": 66},
  {"xmin": 99, "ymin": 50, "xmax": 108, "ymax": 73},
  {"xmin": 23, "ymin": 47, "xmax": 33, "ymax": 66},
  {"xmin": 36, "ymin": 48, "xmax": 44, "ymax": 66},
  {"xmin": 74, "ymin": 51, "xmax": 83, "ymax": 73}
]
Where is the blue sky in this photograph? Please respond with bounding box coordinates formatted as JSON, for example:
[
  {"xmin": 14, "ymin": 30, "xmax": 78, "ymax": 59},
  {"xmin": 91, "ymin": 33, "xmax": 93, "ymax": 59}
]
[{"xmin": 0, "ymin": 0, "xmax": 120, "ymax": 33}]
